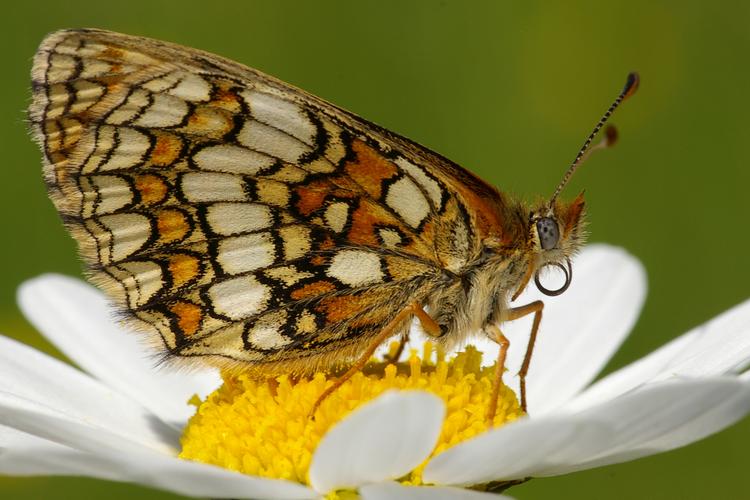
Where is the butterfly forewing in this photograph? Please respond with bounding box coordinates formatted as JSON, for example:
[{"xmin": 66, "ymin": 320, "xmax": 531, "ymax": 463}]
[{"xmin": 29, "ymin": 29, "xmax": 508, "ymax": 374}]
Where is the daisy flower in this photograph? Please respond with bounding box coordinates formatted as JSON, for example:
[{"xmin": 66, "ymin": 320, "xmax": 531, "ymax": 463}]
[{"xmin": 1, "ymin": 244, "xmax": 749, "ymax": 499}]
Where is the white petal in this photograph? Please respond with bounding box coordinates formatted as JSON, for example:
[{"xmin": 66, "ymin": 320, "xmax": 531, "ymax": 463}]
[
  {"xmin": 0, "ymin": 424, "xmax": 123, "ymax": 480},
  {"xmin": 571, "ymin": 297, "xmax": 750, "ymax": 411},
  {"xmin": 422, "ymin": 413, "xmax": 609, "ymax": 485},
  {"xmin": 309, "ymin": 391, "xmax": 444, "ymax": 493},
  {"xmin": 423, "ymin": 378, "xmax": 750, "ymax": 485},
  {"xmin": 0, "ymin": 398, "xmax": 315, "ymax": 498},
  {"xmin": 18, "ymin": 274, "xmax": 221, "ymax": 426},
  {"xmin": 542, "ymin": 378, "xmax": 750, "ymax": 475},
  {"xmin": 0, "ymin": 334, "xmax": 177, "ymax": 453},
  {"xmin": 0, "ymin": 391, "xmax": 176, "ymax": 457},
  {"xmin": 472, "ymin": 244, "xmax": 647, "ymax": 414},
  {"xmin": 88, "ymin": 451, "xmax": 318, "ymax": 499},
  {"xmin": 360, "ymin": 482, "xmax": 514, "ymax": 500}
]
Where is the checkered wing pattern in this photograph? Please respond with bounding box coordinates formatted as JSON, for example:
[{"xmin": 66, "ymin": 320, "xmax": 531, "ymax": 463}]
[{"xmin": 29, "ymin": 29, "xmax": 507, "ymax": 374}]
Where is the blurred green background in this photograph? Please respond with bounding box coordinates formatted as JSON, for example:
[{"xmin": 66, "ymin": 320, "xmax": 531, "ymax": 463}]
[{"xmin": 1, "ymin": 1, "xmax": 749, "ymax": 498}]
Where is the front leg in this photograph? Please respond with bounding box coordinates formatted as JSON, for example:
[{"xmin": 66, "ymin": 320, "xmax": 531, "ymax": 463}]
[
  {"xmin": 485, "ymin": 300, "xmax": 544, "ymax": 421},
  {"xmin": 507, "ymin": 300, "xmax": 544, "ymax": 412},
  {"xmin": 485, "ymin": 324, "xmax": 510, "ymax": 423}
]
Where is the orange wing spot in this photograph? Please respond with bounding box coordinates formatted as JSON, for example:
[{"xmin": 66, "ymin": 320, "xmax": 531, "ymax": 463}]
[
  {"xmin": 134, "ymin": 174, "xmax": 168, "ymax": 205},
  {"xmin": 311, "ymin": 255, "xmax": 327, "ymax": 266},
  {"xmin": 150, "ymin": 133, "xmax": 183, "ymax": 166},
  {"xmin": 211, "ymin": 88, "xmax": 241, "ymax": 112},
  {"xmin": 169, "ymin": 301, "xmax": 203, "ymax": 336},
  {"xmin": 317, "ymin": 293, "xmax": 371, "ymax": 324},
  {"xmin": 100, "ymin": 46, "xmax": 124, "ymax": 60},
  {"xmin": 344, "ymin": 140, "xmax": 399, "ymax": 198},
  {"xmin": 157, "ymin": 209, "xmax": 190, "ymax": 243},
  {"xmin": 107, "ymin": 81, "xmax": 122, "ymax": 94},
  {"xmin": 346, "ymin": 203, "xmax": 386, "ymax": 246},
  {"xmin": 168, "ymin": 253, "xmax": 200, "ymax": 288},
  {"xmin": 319, "ymin": 236, "xmax": 335, "ymax": 251},
  {"xmin": 184, "ymin": 106, "xmax": 234, "ymax": 138},
  {"xmin": 295, "ymin": 179, "xmax": 330, "ymax": 216},
  {"xmin": 290, "ymin": 280, "xmax": 337, "ymax": 300}
]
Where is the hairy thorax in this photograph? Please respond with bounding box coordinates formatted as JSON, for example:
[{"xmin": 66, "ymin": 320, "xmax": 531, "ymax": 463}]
[{"xmin": 425, "ymin": 250, "xmax": 529, "ymax": 351}]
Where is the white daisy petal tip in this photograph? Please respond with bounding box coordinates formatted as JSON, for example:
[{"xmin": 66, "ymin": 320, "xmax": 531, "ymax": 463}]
[
  {"xmin": 572, "ymin": 295, "xmax": 750, "ymax": 412},
  {"xmin": 309, "ymin": 390, "xmax": 444, "ymax": 494},
  {"xmin": 423, "ymin": 377, "xmax": 750, "ymax": 486}
]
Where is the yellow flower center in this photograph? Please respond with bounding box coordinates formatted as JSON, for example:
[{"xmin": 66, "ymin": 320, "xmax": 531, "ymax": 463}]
[{"xmin": 179, "ymin": 344, "xmax": 523, "ymax": 486}]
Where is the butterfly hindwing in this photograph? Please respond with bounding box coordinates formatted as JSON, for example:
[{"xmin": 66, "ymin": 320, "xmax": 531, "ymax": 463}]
[{"xmin": 29, "ymin": 29, "xmax": 503, "ymax": 373}]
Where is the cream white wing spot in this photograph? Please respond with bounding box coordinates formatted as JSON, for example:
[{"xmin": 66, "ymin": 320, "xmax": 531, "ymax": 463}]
[
  {"xmin": 178, "ymin": 323, "xmax": 263, "ymax": 360},
  {"xmin": 168, "ymin": 73, "xmax": 211, "ymax": 102},
  {"xmin": 208, "ymin": 275, "xmax": 271, "ymax": 321},
  {"xmin": 385, "ymin": 177, "xmax": 430, "ymax": 227},
  {"xmin": 264, "ymin": 265, "xmax": 314, "ymax": 286},
  {"xmin": 266, "ymin": 164, "xmax": 308, "ymax": 183},
  {"xmin": 106, "ymin": 88, "xmax": 150, "ymax": 125},
  {"xmin": 115, "ymin": 260, "xmax": 164, "ymax": 308},
  {"xmin": 244, "ymin": 90, "xmax": 316, "ymax": 145},
  {"xmin": 193, "ymin": 144, "xmax": 276, "ymax": 175},
  {"xmin": 48, "ymin": 35, "xmax": 85, "ymax": 58},
  {"xmin": 246, "ymin": 311, "xmax": 293, "ymax": 350},
  {"xmin": 324, "ymin": 201, "xmax": 349, "ymax": 233},
  {"xmin": 134, "ymin": 93, "xmax": 189, "ymax": 128},
  {"xmin": 278, "ymin": 225, "xmax": 311, "ymax": 260},
  {"xmin": 216, "ymin": 232, "xmax": 276, "ymax": 275},
  {"xmin": 395, "ymin": 157, "xmax": 444, "ymax": 211},
  {"xmin": 378, "ymin": 228, "xmax": 403, "ymax": 248},
  {"xmin": 320, "ymin": 117, "xmax": 347, "ymax": 165},
  {"xmin": 140, "ymin": 71, "xmax": 181, "ymax": 93},
  {"xmin": 85, "ymin": 175, "xmax": 134, "ymax": 215},
  {"xmin": 206, "ymin": 203, "xmax": 273, "ymax": 236},
  {"xmin": 180, "ymin": 172, "xmax": 248, "ymax": 203},
  {"xmin": 327, "ymin": 250, "xmax": 384, "ymax": 287},
  {"xmin": 237, "ymin": 120, "xmax": 311, "ymax": 163},
  {"xmin": 97, "ymin": 128, "xmax": 151, "ymax": 171},
  {"xmin": 295, "ymin": 309, "xmax": 318, "ymax": 334},
  {"xmin": 45, "ymin": 84, "xmax": 70, "ymax": 120},
  {"xmin": 385, "ymin": 176, "xmax": 430, "ymax": 228},
  {"xmin": 94, "ymin": 213, "xmax": 151, "ymax": 263},
  {"xmin": 255, "ymin": 179, "xmax": 290, "ymax": 207},
  {"xmin": 81, "ymin": 126, "xmax": 114, "ymax": 174},
  {"xmin": 47, "ymin": 54, "xmax": 77, "ymax": 83},
  {"xmin": 79, "ymin": 59, "xmax": 114, "ymax": 79},
  {"xmin": 70, "ymin": 80, "xmax": 105, "ymax": 115},
  {"xmin": 304, "ymin": 158, "xmax": 337, "ymax": 174}
]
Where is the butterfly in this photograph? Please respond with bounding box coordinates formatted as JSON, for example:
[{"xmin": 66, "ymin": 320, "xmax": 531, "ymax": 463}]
[{"xmin": 29, "ymin": 29, "xmax": 637, "ymax": 418}]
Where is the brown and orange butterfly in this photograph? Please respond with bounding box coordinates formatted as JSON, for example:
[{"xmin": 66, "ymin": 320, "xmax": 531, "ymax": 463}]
[{"xmin": 29, "ymin": 29, "xmax": 637, "ymax": 417}]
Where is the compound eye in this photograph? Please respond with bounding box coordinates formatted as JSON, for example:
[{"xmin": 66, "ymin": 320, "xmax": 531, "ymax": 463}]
[{"xmin": 536, "ymin": 217, "xmax": 560, "ymax": 250}]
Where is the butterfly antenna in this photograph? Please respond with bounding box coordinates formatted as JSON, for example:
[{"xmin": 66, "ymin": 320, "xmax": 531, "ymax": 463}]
[{"xmin": 549, "ymin": 72, "xmax": 640, "ymax": 208}]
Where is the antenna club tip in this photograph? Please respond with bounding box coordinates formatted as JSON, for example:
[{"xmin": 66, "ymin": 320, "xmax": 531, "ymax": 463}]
[{"xmin": 623, "ymin": 72, "xmax": 640, "ymax": 99}]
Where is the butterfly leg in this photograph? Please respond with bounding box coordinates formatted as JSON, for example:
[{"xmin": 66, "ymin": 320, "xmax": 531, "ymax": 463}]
[
  {"xmin": 384, "ymin": 331, "xmax": 410, "ymax": 364},
  {"xmin": 485, "ymin": 324, "xmax": 510, "ymax": 423},
  {"xmin": 385, "ymin": 306, "xmax": 442, "ymax": 363},
  {"xmin": 311, "ymin": 302, "xmax": 436, "ymax": 417},
  {"xmin": 506, "ymin": 300, "xmax": 544, "ymax": 412}
]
